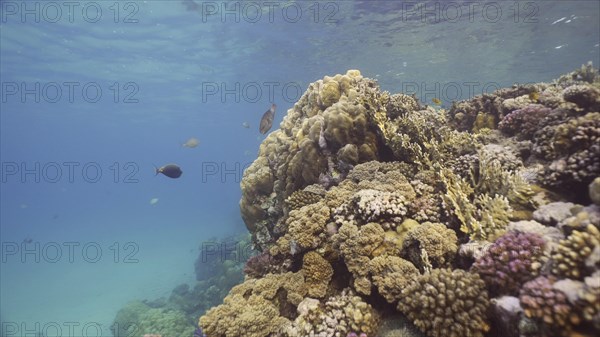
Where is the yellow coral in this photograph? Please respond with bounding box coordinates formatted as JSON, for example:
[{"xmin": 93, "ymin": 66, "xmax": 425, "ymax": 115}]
[{"xmin": 551, "ymin": 224, "xmax": 600, "ymax": 279}]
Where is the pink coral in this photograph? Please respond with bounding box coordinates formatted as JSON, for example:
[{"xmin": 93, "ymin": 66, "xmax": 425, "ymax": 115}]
[
  {"xmin": 471, "ymin": 231, "xmax": 546, "ymax": 296},
  {"xmin": 499, "ymin": 104, "xmax": 551, "ymax": 139}
]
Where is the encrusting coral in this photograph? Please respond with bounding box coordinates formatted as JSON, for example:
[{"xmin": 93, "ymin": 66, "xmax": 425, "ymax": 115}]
[{"xmin": 397, "ymin": 269, "xmax": 490, "ymax": 337}]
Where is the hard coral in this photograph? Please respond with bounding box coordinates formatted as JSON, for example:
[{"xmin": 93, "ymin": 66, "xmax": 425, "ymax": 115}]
[
  {"xmin": 199, "ymin": 272, "xmax": 306, "ymax": 337},
  {"xmin": 397, "ymin": 269, "xmax": 490, "ymax": 337},
  {"xmin": 368, "ymin": 255, "xmax": 419, "ymax": 303},
  {"xmin": 302, "ymin": 251, "xmax": 334, "ymax": 298},
  {"xmin": 551, "ymin": 224, "xmax": 600, "ymax": 279},
  {"xmin": 289, "ymin": 289, "xmax": 380, "ymax": 337},
  {"xmin": 471, "ymin": 230, "xmax": 546, "ymax": 296},
  {"xmin": 498, "ymin": 104, "xmax": 552, "ymax": 139},
  {"xmin": 520, "ymin": 276, "xmax": 579, "ymax": 336},
  {"xmin": 401, "ymin": 222, "xmax": 458, "ymax": 273}
]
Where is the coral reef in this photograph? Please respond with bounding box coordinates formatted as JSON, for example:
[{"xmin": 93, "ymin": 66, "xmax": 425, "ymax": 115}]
[
  {"xmin": 302, "ymin": 251, "xmax": 334, "ymax": 298},
  {"xmin": 471, "ymin": 230, "xmax": 546, "ymax": 296},
  {"xmin": 195, "ymin": 67, "xmax": 600, "ymax": 337},
  {"xmin": 397, "ymin": 269, "xmax": 490, "ymax": 337}
]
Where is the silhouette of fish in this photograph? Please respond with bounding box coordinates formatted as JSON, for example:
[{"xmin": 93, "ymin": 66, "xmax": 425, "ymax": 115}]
[
  {"xmin": 155, "ymin": 164, "xmax": 182, "ymax": 178},
  {"xmin": 259, "ymin": 103, "xmax": 276, "ymax": 134}
]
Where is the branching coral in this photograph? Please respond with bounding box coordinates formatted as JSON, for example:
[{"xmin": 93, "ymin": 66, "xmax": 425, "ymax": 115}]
[
  {"xmin": 471, "ymin": 230, "xmax": 546, "ymax": 296},
  {"xmin": 240, "ymin": 70, "xmax": 393, "ymax": 249},
  {"xmin": 397, "ymin": 269, "xmax": 490, "ymax": 337},
  {"xmin": 274, "ymin": 201, "xmax": 331, "ymax": 256},
  {"xmin": 551, "ymin": 224, "xmax": 600, "ymax": 279}
]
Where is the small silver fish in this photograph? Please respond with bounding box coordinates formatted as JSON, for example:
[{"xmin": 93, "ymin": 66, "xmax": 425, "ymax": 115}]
[
  {"xmin": 155, "ymin": 164, "xmax": 182, "ymax": 179},
  {"xmin": 242, "ymin": 122, "xmax": 250, "ymax": 129},
  {"xmin": 259, "ymin": 103, "xmax": 276, "ymax": 134},
  {"xmin": 182, "ymin": 137, "xmax": 199, "ymax": 148}
]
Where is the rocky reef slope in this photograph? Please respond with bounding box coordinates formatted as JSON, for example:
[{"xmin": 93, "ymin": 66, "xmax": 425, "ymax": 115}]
[{"xmin": 201, "ymin": 65, "xmax": 600, "ymax": 337}]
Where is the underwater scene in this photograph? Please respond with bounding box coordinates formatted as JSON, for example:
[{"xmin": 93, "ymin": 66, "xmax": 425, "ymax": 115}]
[{"xmin": 1, "ymin": 1, "xmax": 599, "ymax": 337}]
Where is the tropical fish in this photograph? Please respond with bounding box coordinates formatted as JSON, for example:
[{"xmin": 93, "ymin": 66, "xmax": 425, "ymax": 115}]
[
  {"xmin": 155, "ymin": 164, "xmax": 182, "ymax": 178},
  {"xmin": 529, "ymin": 91, "xmax": 539, "ymax": 101},
  {"xmin": 259, "ymin": 103, "xmax": 276, "ymax": 134},
  {"xmin": 242, "ymin": 122, "xmax": 250, "ymax": 128},
  {"xmin": 432, "ymin": 97, "xmax": 442, "ymax": 105},
  {"xmin": 182, "ymin": 137, "xmax": 199, "ymax": 148}
]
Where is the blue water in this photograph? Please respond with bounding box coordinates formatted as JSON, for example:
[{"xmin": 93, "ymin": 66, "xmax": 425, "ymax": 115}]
[{"xmin": 1, "ymin": 0, "xmax": 599, "ymax": 336}]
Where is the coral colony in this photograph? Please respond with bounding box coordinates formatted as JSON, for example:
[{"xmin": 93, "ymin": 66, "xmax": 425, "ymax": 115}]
[{"xmin": 115, "ymin": 64, "xmax": 600, "ymax": 337}]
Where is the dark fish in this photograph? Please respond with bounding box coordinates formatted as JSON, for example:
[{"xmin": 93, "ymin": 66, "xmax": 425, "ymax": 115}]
[
  {"xmin": 22, "ymin": 238, "xmax": 33, "ymax": 244},
  {"xmin": 155, "ymin": 164, "xmax": 182, "ymax": 179},
  {"xmin": 259, "ymin": 103, "xmax": 276, "ymax": 134}
]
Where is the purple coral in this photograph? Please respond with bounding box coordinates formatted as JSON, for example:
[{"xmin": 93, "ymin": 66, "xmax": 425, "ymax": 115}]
[
  {"xmin": 243, "ymin": 251, "xmax": 274, "ymax": 278},
  {"xmin": 471, "ymin": 231, "xmax": 546, "ymax": 296},
  {"xmin": 520, "ymin": 276, "xmax": 578, "ymax": 332},
  {"xmin": 499, "ymin": 104, "xmax": 551, "ymax": 139}
]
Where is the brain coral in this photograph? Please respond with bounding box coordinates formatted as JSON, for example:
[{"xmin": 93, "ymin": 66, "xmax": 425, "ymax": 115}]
[
  {"xmin": 397, "ymin": 269, "xmax": 490, "ymax": 337},
  {"xmin": 471, "ymin": 230, "xmax": 546, "ymax": 296}
]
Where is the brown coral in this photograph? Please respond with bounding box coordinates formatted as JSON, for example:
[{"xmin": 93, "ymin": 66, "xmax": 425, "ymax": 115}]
[
  {"xmin": 301, "ymin": 251, "xmax": 333, "ymax": 298},
  {"xmin": 199, "ymin": 272, "xmax": 306, "ymax": 337},
  {"xmin": 368, "ymin": 255, "xmax": 419, "ymax": 303},
  {"xmin": 397, "ymin": 269, "xmax": 490, "ymax": 337},
  {"xmin": 401, "ymin": 222, "xmax": 458, "ymax": 273}
]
